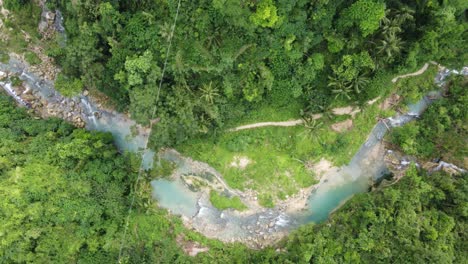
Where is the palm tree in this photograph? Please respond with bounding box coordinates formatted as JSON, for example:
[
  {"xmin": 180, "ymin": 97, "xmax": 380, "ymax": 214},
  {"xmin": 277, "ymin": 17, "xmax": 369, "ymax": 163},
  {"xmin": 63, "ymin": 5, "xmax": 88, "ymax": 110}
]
[
  {"xmin": 158, "ymin": 22, "xmax": 173, "ymax": 41},
  {"xmin": 381, "ymin": 7, "xmax": 414, "ymax": 36},
  {"xmin": 328, "ymin": 75, "xmax": 352, "ymax": 100},
  {"xmin": 393, "ymin": 7, "xmax": 414, "ymax": 25},
  {"xmin": 301, "ymin": 115, "xmax": 323, "ymax": 139},
  {"xmin": 380, "ymin": 9, "xmax": 402, "ymax": 37},
  {"xmin": 200, "ymin": 81, "xmax": 219, "ymax": 104},
  {"xmin": 377, "ymin": 32, "xmax": 405, "ymax": 62},
  {"xmin": 348, "ymin": 73, "xmax": 370, "ymax": 94}
]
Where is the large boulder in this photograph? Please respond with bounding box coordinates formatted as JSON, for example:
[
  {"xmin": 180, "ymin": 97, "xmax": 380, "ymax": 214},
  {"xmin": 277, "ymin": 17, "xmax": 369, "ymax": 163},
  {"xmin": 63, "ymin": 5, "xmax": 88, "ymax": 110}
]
[{"xmin": 0, "ymin": 71, "xmax": 7, "ymax": 80}]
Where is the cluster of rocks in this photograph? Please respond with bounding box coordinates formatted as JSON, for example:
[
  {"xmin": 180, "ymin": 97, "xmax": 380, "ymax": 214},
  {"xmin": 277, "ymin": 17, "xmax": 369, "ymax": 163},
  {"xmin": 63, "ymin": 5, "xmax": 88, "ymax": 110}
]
[
  {"xmin": 19, "ymin": 84, "xmax": 85, "ymax": 127},
  {"xmin": 26, "ymin": 46, "xmax": 59, "ymax": 81},
  {"xmin": 244, "ymin": 220, "xmax": 279, "ymax": 237},
  {"xmin": 0, "ymin": 70, "xmax": 88, "ymax": 128},
  {"xmin": 384, "ymin": 149, "xmax": 466, "ymax": 176},
  {"xmin": 38, "ymin": 4, "xmax": 58, "ymax": 40}
]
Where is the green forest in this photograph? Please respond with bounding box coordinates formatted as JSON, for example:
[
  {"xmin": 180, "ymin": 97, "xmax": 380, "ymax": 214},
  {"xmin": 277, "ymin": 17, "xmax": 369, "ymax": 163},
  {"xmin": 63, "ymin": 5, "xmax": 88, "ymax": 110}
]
[
  {"xmin": 0, "ymin": 0, "xmax": 467, "ymax": 263},
  {"xmin": 1, "ymin": 85, "xmax": 467, "ymax": 262},
  {"xmin": 40, "ymin": 0, "xmax": 466, "ymax": 147}
]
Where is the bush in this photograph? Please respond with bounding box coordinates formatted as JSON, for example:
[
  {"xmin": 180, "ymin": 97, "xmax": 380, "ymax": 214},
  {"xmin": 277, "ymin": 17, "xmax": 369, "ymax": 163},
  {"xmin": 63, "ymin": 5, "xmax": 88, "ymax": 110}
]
[
  {"xmin": 54, "ymin": 73, "xmax": 83, "ymax": 97},
  {"xmin": 209, "ymin": 191, "xmax": 247, "ymax": 211},
  {"xmin": 258, "ymin": 193, "xmax": 275, "ymax": 208},
  {"xmin": 149, "ymin": 158, "xmax": 175, "ymax": 179},
  {"xmin": 0, "ymin": 52, "xmax": 9, "ymax": 63},
  {"xmin": 3, "ymin": 0, "xmax": 31, "ymax": 11},
  {"xmin": 24, "ymin": 51, "xmax": 41, "ymax": 65}
]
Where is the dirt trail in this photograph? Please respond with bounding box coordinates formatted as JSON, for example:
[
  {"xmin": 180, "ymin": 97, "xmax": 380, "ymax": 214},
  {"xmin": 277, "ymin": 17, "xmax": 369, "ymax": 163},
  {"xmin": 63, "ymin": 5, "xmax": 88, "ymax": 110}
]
[
  {"xmin": 391, "ymin": 62, "xmax": 442, "ymax": 83},
  {"xmin": 231, "ymin": 62, "xmax": 439, "ymax": 132},
  {"xmin": 229, "ymin": 119, "xmax": 304, "ymax": 131}
]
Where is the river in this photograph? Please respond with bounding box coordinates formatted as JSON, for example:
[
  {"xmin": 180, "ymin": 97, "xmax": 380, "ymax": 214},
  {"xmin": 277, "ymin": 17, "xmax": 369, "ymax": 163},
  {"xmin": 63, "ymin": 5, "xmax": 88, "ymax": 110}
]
[{"xmin": 1, "ymin": 57, "xmax": 466, "ymax": 246}]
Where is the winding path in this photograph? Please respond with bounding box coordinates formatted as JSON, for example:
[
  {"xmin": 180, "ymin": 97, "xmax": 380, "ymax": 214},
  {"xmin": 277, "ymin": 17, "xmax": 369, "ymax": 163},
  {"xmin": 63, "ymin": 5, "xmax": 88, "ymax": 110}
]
[
  {"xmin": 391, "ymin": 63, "xmax": 429, "ymax": 83},
  {"xmin": 231, "ymin": 62, "xmax": 438, "ymax": 132},
  {"xmin": 229, "ymin": 119, "xmax": 304, "ymax": 132},
  {"xmin": 391, "ymin": 61, "xmax": 442, "ymax": 83}
]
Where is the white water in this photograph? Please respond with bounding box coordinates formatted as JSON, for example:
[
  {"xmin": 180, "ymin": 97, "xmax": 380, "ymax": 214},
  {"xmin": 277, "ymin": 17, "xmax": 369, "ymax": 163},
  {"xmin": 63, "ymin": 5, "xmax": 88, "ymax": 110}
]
[
  {"xmin": 1, "ymin": 57, "xmax": 466, "ymax": 243},
  {"xmin": 0, "ymin": 81, "xmax": 28, "ymax": 106}
]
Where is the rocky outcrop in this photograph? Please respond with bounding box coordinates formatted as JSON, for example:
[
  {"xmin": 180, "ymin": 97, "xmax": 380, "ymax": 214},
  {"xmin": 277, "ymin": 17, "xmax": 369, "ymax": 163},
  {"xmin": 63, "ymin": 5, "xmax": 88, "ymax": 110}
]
[
  {"xmin": 380, "ymin": 93, "xmax": 401, "ymax": 110},
  {"xmin": 0, "ymin": 69, "xmax": 86, "ymax": 127},
  {"xmin": 423, "ymin": 161, "xmax": 466, "ymax": 175}
]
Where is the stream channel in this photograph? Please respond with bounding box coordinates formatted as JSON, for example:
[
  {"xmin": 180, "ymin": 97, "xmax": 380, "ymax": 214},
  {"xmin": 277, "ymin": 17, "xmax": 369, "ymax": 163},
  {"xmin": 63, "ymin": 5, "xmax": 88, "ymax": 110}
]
[{"xmin": 1, "ymin": 58, "xmax": 466, "ymax": 245}]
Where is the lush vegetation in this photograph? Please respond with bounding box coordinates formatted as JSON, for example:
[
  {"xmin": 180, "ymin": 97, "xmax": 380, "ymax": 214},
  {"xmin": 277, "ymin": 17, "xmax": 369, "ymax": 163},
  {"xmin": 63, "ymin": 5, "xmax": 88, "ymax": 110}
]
[
  {"xmin": 178, "ymin": 102, "xmax": 395, "ymax": 206},
  {"xmin": 3, "ymin": 0, "xmax": 466, "ymax": 206},
  {"xmin": 0, "ymin": 93, "xmax": 260, "ymax": 263},
  {"xmin": 394, "ymin": 64, "xmax": 438, "ymax": 105},
  {"xmin": 209, "ymin": 190, "xmax": 247, "ymax": 211},
  {"xmin": 149, "ymin": 158, "xmax": 176, "ymax": 179},
  {"xmin": 1, "ymin": 93, "xmax": 466, "ymax": 263},
  {"xmin": 284, "ymin": 165, "xmax": 467, "ymax": 263},
  {"xmin": 1, "ymin": 0, "xmax": 467, "ymax": 263},
  {"xmin": 24, "ymin": 51, "xmax": 41, "ymax": 65},
  {"xmin": 0, "ymin": 0, "xmax": 41, "ymax": 53},
  {"xmin": 390, "ymin": 75, "xmax": 467, "ymax": 165},
  {"xmin": 37, "ymin": 0, "xmax": 466, "ymax": 149}
]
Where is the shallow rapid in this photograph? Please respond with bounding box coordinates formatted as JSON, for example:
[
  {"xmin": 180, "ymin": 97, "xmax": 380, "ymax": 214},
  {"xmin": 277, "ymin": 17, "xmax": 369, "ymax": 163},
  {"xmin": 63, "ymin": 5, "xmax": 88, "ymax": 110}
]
[{"xmin": 1, "ymin": 57, "xmax": 466, "ymax": 246}]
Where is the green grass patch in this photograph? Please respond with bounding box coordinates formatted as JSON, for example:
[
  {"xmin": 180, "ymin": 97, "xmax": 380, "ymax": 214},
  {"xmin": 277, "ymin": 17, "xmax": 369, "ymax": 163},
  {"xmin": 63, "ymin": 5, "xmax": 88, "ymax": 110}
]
[
  {"xmin": 10, "ymin": 76, "xmax": 22, "ymax": 86},
  {"xmin": 54, "ymin": 73, "xmax": 83, "ymax": 97},
  {"xmin": 178, "ymin": 125, "xmax": 318, "ymax": 205},
  {"xmin": 0, "ymin": 52, "xmax": 9, "ymax": 63},
  {"xmin": 319, "ymin": 104, "xmax": 383, "ymax": 166},
  {"xmin": 25, "ymin": 51, "xmax": 41, "ymax": 65},
  {"xmin": 2, "ymin": 30, "xmax": 29, "ymax": 53},
  {"xmin": 177, "ymin": 102, "xmax": 391, "ymax": 208},
  {"xmin": 258, "ymin": 194, "xmax": 275, "ymax": 208},
  {"xmin": 209, "ymin": 191, "xmax": 247, "ymax": 211}
]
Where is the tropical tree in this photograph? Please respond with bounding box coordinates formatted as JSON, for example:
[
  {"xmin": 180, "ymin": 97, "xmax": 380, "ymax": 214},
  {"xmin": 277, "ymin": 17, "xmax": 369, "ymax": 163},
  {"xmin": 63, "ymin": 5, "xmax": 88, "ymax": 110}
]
[
  {"xmin": 158, "ymin": 22, "xmax": 173, "ymax": 41},
  {"xmin": 301, "ymin": 115, "xmax": 324, "ymax": 139},
  {"xmin": 378, "ymin": 32, "xmax": 405, "ymax": 63},
  {"xmin": 200, "ymin": 81, "xmax": 220, "ymax": 104},
  {"xmin": 328, "ymin": 75, "xmax": 352, "ymax": 100},
  {"xmin": 393, "ymin": 7, "xmax": 415, "ymax": 25},
  {"xmin": 380, "ymin": 10, "xmax": 402, "ymax": 37},
  {"xmin": 349, "ymin": 73, "xmax": 370, "ymax": 94}
]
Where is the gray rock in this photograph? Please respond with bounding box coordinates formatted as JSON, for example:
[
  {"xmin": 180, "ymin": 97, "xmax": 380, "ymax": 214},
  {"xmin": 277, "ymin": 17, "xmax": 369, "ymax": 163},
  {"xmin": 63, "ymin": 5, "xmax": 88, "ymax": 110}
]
[
  {"xmin": 38, "ymin": 21, "xmax": 48, "ymax": 32},
  {"xmin": 0, "ymin": 71, "xmax": 7, "ymax": 80},
  {"xmin": 45, "ymin": 11, "xmax": 55, "ymax": 21}
]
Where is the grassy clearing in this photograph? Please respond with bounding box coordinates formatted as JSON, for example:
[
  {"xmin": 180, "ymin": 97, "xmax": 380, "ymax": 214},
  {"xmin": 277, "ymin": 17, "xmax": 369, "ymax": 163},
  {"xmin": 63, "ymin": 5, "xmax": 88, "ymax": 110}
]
[
  {"xmin": 209, "ymin": 191, "xmax": 247, "ymax": 211},
  {"xmin": 178, "ymin": 125, "xmax": 317, "ymax": 206},
  {"xmin": 178, "ymin": 100, "xmax": 395, "ymax": 207}
]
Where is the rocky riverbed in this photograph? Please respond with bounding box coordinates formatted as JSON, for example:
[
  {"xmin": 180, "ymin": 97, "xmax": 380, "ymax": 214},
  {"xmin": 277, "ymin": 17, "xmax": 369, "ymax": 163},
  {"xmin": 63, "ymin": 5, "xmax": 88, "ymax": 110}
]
[
  {"xmin": 2, "ymin": 54, "xmax": 467, "ymax": 247},
  {"xmin": 0, "ymin": 64, "xmax": 92, "ymax": 128}
]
